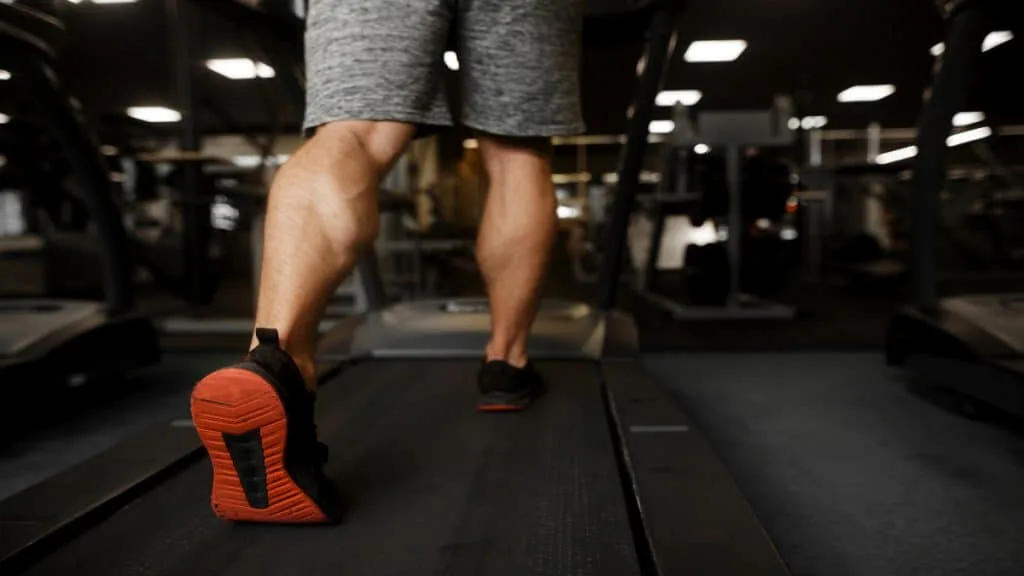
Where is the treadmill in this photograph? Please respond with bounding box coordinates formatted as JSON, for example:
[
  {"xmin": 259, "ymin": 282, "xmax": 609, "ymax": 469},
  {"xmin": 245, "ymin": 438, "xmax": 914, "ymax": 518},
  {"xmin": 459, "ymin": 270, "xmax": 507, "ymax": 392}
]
[
  {"xmin": 885, "ymin": 0, "xmax": 1024, "ymax": 418},
  {"xmin": 0, "ymin": 1, "xmax": 788, "ymax": 574},
  {"xmin": 0, "ymin": 3, "xmax": 160, "ymax": 418}
]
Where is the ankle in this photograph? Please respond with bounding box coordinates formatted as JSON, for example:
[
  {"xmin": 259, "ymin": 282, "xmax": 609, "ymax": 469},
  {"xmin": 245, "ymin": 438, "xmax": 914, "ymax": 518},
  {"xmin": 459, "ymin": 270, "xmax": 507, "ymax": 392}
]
[
  {"xmin": 292, "ymin": 356, "xmax": 318, "ymax": 392},
  {"xmin": 485, "ymin": 342, "xmax": 528, "ymax": 368}
]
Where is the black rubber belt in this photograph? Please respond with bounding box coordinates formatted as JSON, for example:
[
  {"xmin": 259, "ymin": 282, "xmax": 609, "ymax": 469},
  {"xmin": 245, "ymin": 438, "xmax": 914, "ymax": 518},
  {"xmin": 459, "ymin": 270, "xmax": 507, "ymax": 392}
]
[{"xmin": 22, "ymin": 360, "xmax": 641, "ymax": 576}]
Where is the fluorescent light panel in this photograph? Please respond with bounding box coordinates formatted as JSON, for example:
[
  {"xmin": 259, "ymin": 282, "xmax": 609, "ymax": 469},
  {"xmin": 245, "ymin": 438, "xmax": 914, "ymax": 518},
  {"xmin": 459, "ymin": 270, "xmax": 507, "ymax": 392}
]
[
  {"xmin": 655, "ymin": 90, "xmax": 703, "ymax": 107},
  {"xmin": 953, "ymin": 111, "xmax": 985, "ymax": 127},
  {"xmin": 983, "ymin": 30, "xmax": 1014, "ymax": 52},
  {"xmin": 876, "ymin": 145, "xmax": 918, "ymax": 165},
  {"xmin": 206, "ymin": 58, "xmax": 275, "ymax": 80},
  {"xmin": 649, "ymin": 120, "xmax": 675, "ymax": 134},
  {"xmin": 801, "ymin": 115, "xmax": 828, "ymax": 130},
  {"xmin": 444, "ymin": 51, "xmax": 459, "ymax": 71},
  {"xmin": 876, "ymin": 126, "xmax": 993, "ymax": 165},
  {"xmin": 837, "ymin": 84, "xmax": 896, "ymax": 103},
  {"xmin": 946, "ymin": 125, "xmax": 992, "ymax": 147},
  {"xmin": 126, "ymin": 106, "xmax": 181, "ymax": 123},
  {"xmin": 684, "ymin": 40, "xmax": 747, "ymax": 63},
  {"xmin": 930, "ymin": 30, "xmax": 1013, "ymax": 56}
]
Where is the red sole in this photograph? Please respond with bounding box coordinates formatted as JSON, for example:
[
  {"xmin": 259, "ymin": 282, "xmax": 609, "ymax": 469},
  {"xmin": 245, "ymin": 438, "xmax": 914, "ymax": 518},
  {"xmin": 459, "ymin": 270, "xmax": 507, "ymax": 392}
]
[
  {"xmin": 190, "ymin": 368, "xmax": 328, "ymax": 523},
  {"xmin": 477, "ymin": 403, "xmax": 529, "ymax": 412}
]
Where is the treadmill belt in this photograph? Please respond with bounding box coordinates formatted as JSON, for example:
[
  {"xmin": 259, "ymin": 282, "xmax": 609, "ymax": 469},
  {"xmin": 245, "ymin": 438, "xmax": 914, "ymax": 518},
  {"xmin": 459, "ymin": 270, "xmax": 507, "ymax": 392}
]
[{"xmin": 24, "ymin": 360, "xmax": 641, "ymax": 576}]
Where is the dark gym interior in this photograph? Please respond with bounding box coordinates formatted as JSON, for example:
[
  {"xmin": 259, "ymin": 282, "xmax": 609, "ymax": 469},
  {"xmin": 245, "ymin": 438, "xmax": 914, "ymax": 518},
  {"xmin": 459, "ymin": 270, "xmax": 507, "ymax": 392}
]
[{"xmin": 2, "ymin": 1, "xmax": 1024, "ymax": 575}]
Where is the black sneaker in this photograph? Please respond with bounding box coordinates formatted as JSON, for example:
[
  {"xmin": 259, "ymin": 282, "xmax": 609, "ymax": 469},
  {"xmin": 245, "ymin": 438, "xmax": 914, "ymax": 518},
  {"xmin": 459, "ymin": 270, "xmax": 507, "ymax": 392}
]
[
  {"xmin": 477, "ymin": 360, "xmax": 544, "ymax": 412},
  {"xmin": 190, "ymin": 328, "xmax": 342, "ymax": 523}
]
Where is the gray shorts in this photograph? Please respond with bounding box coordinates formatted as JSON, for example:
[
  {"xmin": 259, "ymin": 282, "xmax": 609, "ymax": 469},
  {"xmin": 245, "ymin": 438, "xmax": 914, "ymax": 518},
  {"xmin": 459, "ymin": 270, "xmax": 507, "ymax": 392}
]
[{"xmin": 304, "ymin": 0, "xmax": 586, "ymax": 137}]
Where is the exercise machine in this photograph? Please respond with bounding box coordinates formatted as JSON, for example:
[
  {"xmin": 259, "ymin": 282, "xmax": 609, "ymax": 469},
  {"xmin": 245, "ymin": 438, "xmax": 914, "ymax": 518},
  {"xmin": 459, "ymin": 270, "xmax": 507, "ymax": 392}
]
[
  {"xmin": 886, "ymin": 0, "xmax": 1024, "ymax": 418},
  {"xmin": 0, "ymin": 1, "xmax": 790, "ymax": 574},
  {"xmin": 0, "ymin": 3, "xmax": 159, "ymax": 420},
  {"xmin": 636, "ymin": 99, "xmax": 799, "ymax": 319}
]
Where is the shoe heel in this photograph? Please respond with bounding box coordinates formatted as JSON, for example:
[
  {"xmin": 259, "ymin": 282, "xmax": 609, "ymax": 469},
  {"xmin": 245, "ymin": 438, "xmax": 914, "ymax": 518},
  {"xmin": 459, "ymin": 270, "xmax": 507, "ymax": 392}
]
[{"xmin": 190, "ymin": 368, "xmax": 327, "ymax": 523}]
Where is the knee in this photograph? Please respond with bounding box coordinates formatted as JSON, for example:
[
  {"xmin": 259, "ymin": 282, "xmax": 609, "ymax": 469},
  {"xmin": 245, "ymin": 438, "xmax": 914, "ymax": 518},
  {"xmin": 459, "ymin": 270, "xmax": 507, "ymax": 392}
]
[
  {"xmin": 284, "ymin": 120, "xmax": 412, "ymax": 249},
  {"xmin": 311, "ymin": 120, "xmax": 412, "ymax": 178},
  {"xmin": 478, "ymin": 135, "xmax": 553, "ymax": 181}
]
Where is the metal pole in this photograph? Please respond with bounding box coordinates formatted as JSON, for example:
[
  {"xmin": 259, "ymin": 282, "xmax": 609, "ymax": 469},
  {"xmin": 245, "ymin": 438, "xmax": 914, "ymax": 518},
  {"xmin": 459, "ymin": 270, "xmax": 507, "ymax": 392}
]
[
  {"xmin": 168, "ymin": 0, "xmax": 208, "ymax": 306},
  {"xmin": 912, "ymin": 3, "xmax": 987, "ymax": 310},
  {"xmin": 595, "ymin": 0, "xmax": 681, "ymax": 310},
  {"xmin": 808, "ymin": 130, "xmax": 823, "ymax": 167},
  {"xmin": 866, "ymin": 122, "xmax": 882, "ymax": 164},
  {"xmin": 726, "ymin": 145, "xmax": 741, "ymax": 308}
]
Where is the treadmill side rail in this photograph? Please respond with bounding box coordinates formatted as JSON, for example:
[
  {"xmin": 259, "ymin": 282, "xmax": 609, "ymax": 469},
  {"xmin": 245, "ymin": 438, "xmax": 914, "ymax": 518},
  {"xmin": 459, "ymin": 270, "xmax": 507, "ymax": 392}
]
[
  {"xmin": 602, "ymin": 361, "xmax": 791, "ymax": 576},
  {"xmin": 0, "ymin": 421, "xmax": 202, "ymax": 574}
]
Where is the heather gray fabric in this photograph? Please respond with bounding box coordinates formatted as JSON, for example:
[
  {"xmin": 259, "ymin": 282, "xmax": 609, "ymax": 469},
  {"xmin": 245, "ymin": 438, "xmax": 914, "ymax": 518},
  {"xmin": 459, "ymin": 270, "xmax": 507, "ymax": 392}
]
[{"xmin": 304, "ymin": 0, "xmax": 586, "ymax": 137}]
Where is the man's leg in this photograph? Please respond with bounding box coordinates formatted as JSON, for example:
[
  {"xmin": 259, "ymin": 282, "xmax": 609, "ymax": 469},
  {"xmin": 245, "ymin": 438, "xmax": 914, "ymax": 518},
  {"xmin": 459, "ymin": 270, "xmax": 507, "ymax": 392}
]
[
  {"xmin": 476, "ymin": 137, "xmax": 557, "ymax": 367},
  {"xmin": 460, "ymin": 0, "xmax": 586, "ymax": 410},
  {"xmin": 191, "ymin": 121, "xmax": 412, "ymax": 524},
  {"xmin": 252, "ymin": 120, "xmax": 414, "ymax": 389}
]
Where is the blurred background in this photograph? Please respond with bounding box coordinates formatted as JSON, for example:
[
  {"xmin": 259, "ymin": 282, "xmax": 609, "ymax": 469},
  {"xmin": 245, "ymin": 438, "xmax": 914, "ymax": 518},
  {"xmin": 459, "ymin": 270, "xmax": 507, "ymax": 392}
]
[{"xmin": 2, "ymin": 1, "xmax": 1024, "ymax": 574}]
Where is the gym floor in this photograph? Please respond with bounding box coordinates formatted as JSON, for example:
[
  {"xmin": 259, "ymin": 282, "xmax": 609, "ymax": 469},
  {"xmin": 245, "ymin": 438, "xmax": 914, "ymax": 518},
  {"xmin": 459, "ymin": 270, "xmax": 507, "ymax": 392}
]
[{"xmin": 645, "ymin": 352, "xmax": 1024, "ymax": 576}]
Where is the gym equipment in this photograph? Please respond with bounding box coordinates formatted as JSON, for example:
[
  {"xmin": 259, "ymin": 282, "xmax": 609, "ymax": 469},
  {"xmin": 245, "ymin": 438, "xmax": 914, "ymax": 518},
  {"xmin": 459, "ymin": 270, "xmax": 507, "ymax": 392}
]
[
  {"xmin": 637, "ymin": 99, "xmax": 798, "ymax": 319},
  {"xmin": 886, "ymin": 0, "xmax": 1024, "ymax": 418},
  {"xmin": 0, "ymin": 3, "xmax": 159, "ymax": 419},
  {"xmin": 0, "ymin": 2, "xmax": 790, "ymax": 575}
]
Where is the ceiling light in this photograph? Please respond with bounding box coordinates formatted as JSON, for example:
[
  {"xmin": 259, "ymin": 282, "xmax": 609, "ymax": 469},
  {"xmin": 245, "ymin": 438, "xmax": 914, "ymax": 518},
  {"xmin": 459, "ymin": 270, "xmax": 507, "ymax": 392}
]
[
  {"xmin": 91, "ymin": 0, "xmax": 138, "ymax": 4},
  {"xmin": 876, "ymin": 145, "xmax": 918, "ymax": 165},
  {"xmin": 206, "ymin": 58, "xmax": 275, "ymax": 80},
  {"xmin": 232, "ymin": 154, "xmax": 290, "ymax": 167},
  {"xmin": 982, "ymin": 30, "xmax": 1013, "ymax": 52},
  {"xmin": 444, "ymin": 51, "xmax": 459, "ymax": 71},
  {"xmin": 787, "ymin": 117, "xmax": 801, "ymax": 131},
  {"xmin": 875, "ymin": 126, "xmax": 992, "ymax": 165},
  {"xmin": 0, "ymin": 69, "xmax": 10, "ymax": 81},
  {"xmin": 953, "ymin": 111, "xmax": 985, "ymax": 127},
  {"xmin": 126, "ymin": 106, "xmax": 181, "ymax": 123},
  {"xmin": 947, "ymin": 125, "xmax": 992, "ymax": 147},
  {"xmin": 0, "ymin": 113, "xmax": 9, "ymax": 124},
  {"xmin": 684, "ymin": 40, "xmax": 748, "ymax": 63},
  {"xmin": 930, "ymin": 31, "xmax": 1012, "ymax": 57},
  {"xmin": 649, "ymin": 120, "xmax": 675, "ymax": 134},
  {"xmin": 694, "ymin": 143, "xmax": 710, "ymax": 155},
  {"xmin": 801, "ymin": 115, "xmax": 828, "ymax": 130},
  {"xmin": 463, "ymin": 138, "xmax": 479, "ymax": 149},
  {"xmin": 655, "ymin": 90, "xmax": 703, "ymax": 107},
  {"xmin": 64, "ymin": 0, "xmax": 86, "ymax": 3},
  {"xmin": 837, "ymin": 84, "xmax": 896, "ymax": 103}
]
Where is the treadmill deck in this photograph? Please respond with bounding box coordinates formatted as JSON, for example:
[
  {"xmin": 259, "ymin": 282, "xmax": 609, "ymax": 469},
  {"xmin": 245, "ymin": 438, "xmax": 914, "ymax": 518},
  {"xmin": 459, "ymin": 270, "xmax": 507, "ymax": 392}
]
[{"xmin": 21, "ymin": 360, "xmax": 640, "ymax": 576}]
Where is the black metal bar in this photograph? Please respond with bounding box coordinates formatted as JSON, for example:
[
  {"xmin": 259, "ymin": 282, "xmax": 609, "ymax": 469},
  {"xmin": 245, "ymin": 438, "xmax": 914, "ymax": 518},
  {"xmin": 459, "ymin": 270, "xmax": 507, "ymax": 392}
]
[
  {"xmin": 725, "ymin": 144, "xmax": 741, "ymax": 307},
  {"xmin": 168, "ymin": 0, "xmax": 210, "ymax": 306},
  {"xmin": 13, "ymin": 53, "xmax": 134, "ymax": 312},
  {"xmin": 357, "ymin": 250, "xmax": 389, "ymax": 312},
  {"xmin": 911, "ymin": 3, "xmax": 988, "ymax": 310},
  {"xmin": 595, "ymin": 0, "xmax": 681, "ymax": 310}
]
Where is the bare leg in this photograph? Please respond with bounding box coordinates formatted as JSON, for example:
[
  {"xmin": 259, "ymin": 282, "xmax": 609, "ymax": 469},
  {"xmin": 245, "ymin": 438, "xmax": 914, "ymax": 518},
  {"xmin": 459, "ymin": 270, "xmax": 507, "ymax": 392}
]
[
  {"xmin": 476, "ymin": 136, "xmax": 557, "ymax": 367},
  {"xmin": 252, "ymin": 120, "xmax": 414, "ymax": 388}
]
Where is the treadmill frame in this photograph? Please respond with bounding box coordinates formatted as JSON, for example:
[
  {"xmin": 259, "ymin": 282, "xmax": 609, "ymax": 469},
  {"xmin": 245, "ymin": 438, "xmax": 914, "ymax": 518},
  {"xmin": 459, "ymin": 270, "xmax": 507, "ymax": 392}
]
[{"xmin": 886, "ymin": 0, "xmax": 1024, "ymax": 416}]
